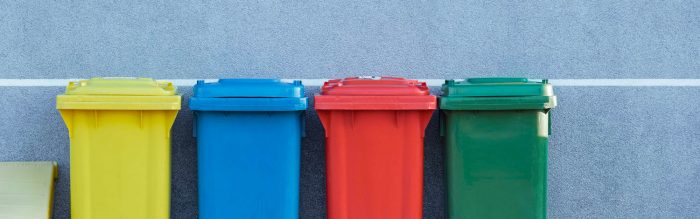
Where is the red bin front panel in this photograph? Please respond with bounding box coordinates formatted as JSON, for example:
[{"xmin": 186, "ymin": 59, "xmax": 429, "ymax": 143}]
[{"xmin": 318, "ymin": 110, "xmax": 432, "ymax": 219}]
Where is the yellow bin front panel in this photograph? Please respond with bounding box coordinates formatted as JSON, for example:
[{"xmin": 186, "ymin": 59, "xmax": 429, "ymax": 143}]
[{"xmin": 61, "ymin": 109, "xmax": 177, "ymax": 219}]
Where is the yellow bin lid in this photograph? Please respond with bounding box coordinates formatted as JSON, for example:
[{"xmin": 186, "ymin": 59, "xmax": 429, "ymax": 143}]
[
  {"xmin": 0, "ymin": 162, "xmax": 58, "ymax": 219},
  {"xmin": 56, "ymin": 78, "xmax": 181, "ymax": 110}
]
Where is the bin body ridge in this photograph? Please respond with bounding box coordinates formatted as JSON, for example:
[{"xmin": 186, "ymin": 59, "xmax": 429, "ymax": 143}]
[{"xmin": 57, "ymin": 78, "xmax": 180, "ymax": 219}]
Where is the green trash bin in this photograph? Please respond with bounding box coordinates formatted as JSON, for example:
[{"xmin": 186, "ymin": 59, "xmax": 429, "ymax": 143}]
[{"xmin": 440, "ymin": 78, "xmax": 556, "ymax": 219}]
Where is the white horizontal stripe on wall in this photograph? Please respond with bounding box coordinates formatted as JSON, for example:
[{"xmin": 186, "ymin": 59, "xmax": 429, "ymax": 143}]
[{"xmin": 1, "ymin": 79, "xmax": 700, "ymax": 87}]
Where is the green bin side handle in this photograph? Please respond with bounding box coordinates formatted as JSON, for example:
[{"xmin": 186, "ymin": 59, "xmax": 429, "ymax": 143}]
[{"xmin": 547, "ymin": 109, "xmax": 552, "ymax": 136}]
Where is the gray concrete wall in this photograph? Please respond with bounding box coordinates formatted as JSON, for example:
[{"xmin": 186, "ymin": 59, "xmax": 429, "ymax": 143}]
[{"xmin": 0, "ymin": 1, "xmax": 698, "ymax": 218}]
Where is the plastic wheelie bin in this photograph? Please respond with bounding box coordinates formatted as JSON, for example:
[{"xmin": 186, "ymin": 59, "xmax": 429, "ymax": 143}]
[
  {"xmin": 315, "ymin": 76, "xmax": 436, "ymax": 219},
  {"xmin": 190, "ymin": 79, "xmax": 307, "ymax": 219},
  {"xmin": 0, "ymin": 161, "xmax": 58, "ymax": 219},
  {"xmin": 440, "ymin": 78, "xmax": 556, "ymax": 219},
  {"xmin": 57, "ymin": 78, "xmax": 181, "ymax": 219}
]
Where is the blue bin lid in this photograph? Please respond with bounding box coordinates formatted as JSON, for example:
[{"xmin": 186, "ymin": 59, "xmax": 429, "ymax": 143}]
[{"xmin": 189, "ymin": 79, "xmax": 307, "ymax": 111}]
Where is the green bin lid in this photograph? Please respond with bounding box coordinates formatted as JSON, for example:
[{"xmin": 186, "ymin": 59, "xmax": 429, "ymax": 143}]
[{"xmin": 440, "ymin": 77, "xmax": 556, "ymax": 110}]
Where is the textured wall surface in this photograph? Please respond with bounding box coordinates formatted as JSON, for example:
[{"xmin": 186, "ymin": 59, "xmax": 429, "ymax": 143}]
[
  {"xmin": 1, "ymin": 0, "xmax": 698, "ymax": 79},
  {"xmin": 0, "ymin": 1, "xmax": 699, "ymax": 218}
]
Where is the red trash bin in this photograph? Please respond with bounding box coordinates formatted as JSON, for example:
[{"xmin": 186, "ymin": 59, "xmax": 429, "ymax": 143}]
[{"xmin": 315, "ymin": 76, "xmax": 436, "ymax": 219}]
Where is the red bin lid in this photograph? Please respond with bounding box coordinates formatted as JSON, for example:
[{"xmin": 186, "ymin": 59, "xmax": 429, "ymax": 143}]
[{"xmin": 315, "ymin": 76, "xmax": 436, "ymax": 110}]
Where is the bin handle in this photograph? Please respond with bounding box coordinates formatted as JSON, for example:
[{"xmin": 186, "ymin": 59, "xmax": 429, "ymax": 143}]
[{"xmin": 546, "ymin": 109, "xmax": 552, "ymax": 136}]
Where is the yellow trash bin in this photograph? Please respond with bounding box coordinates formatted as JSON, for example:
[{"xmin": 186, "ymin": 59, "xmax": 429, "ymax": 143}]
[
  {"xmin": 56, "ymin": 78, "xmax": 181, "ymax": 219},
  {"xmin": 0, "ymin": 161, "xmax": 58, "ymax": 219}
]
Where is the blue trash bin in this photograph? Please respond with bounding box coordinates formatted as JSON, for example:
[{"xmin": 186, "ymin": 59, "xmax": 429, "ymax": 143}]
[{"xmin": 190, "ymin": 79, "xmax": 307, "ymax": 219}]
